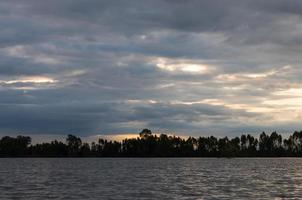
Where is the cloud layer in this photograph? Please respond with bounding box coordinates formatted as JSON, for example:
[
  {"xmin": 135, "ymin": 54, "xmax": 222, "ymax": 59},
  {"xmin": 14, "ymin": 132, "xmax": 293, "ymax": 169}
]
[{"xmin": 1, "ymin": 0, "xmax": 302, "ymax": 137}]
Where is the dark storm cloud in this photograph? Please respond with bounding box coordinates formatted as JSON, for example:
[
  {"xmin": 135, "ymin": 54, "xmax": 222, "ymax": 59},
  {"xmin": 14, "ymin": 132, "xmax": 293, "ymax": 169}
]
[{"xmin": 1, "ymin": 0, "xmax": 302, "ymax": 137}]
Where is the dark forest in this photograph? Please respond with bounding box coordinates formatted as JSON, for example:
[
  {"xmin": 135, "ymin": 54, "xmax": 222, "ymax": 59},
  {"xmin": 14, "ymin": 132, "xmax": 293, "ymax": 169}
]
[{"xmin": 1, "ymin": 129, "xmax": 302, "ymax": 157}]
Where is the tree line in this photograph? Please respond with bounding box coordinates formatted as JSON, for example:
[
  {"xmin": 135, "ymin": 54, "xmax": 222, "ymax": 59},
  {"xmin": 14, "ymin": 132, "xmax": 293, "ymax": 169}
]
[{"xmin": 1, "ymin": 129, "xmax": 302, "ymax": 157}]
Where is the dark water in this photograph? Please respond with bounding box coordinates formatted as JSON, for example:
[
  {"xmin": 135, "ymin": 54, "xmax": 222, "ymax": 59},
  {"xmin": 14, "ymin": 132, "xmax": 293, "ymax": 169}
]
[{"xmin": 0, "ymin": 158, "xmax": 302, "ymax": 199}]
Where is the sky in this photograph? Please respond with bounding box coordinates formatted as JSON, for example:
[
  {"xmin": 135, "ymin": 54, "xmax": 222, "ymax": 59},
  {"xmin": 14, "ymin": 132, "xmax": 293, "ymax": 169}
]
[{"xmin": 1, "ymin": 0, "xmax": 302, "ymax": 139}]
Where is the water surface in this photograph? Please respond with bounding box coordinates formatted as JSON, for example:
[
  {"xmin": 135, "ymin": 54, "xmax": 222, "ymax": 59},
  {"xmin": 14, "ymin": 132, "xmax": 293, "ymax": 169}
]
[{"xmin": 0, "ymin": 158, "xmax": 301, "ymax": 199}]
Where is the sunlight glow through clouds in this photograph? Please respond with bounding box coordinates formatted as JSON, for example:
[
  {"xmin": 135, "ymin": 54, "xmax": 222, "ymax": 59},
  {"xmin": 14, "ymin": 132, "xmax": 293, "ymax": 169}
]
[
  {"xmin": 0, "ymin": 76, "xmax": 57, "ymax": 84},
  {"xmin": 155, "ymin": 58, "xmax": 214, "ymax": 74},
  {"xmin": 273, "ymin": 88, "xmax": 302, "ymax": 97},
  {"xmin": 216, "ymin": 65, "xmax": 292, "ymax": 82},
  {"xmin": 263, "ymin": 98, "xmax": 302, "ymax": 107},
  {"xmin": 216, "ymin": 70, "xmax": 276, "ymax": 81},
  {"xmin": 0, "ymin": 76, "xmax": 58, "ymax": 90},
  {"xmin": 262, "ymin": 87, "xmax": 302, "ymax": 107}
]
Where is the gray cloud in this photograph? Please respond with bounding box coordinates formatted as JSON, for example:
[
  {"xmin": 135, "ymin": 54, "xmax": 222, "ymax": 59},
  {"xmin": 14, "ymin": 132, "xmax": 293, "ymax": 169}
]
[{"xmin": 1, "ymin": 0, "xmax": 302, "ymax": 138}]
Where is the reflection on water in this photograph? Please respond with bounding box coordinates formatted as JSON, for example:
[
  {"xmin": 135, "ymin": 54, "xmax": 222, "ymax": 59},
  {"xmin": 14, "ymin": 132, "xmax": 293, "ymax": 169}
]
[{"xmin": 0, "ymin": 158, "xmax": 302, "ymax": 199}]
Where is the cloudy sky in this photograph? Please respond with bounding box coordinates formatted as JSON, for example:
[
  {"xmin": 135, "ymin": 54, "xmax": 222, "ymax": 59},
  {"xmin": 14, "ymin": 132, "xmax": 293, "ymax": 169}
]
[{"xmin": 1, "ymin": 0, "xmax": 302, "ymax": 139}]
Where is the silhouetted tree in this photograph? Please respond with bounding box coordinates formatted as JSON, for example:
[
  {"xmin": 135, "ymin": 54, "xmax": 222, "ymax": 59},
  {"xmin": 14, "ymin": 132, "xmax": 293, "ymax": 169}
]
[
  {"xmin": 139, "ymin": 129, "xmax": 152, "ymax": 138},
  {"xmin": 0, "ymin": 135, "xmax": 31, "ymax": 157},
  {"xmin": 259, "ymin": 132, "xmax": 269, "ymax": 155},
  {"xmin": 66, "ymin": 134, "xmax": 82, "ymax": 156},
  {"xmin": 246, "ymin": 134, "xmax": 258, "ymax": 156}
]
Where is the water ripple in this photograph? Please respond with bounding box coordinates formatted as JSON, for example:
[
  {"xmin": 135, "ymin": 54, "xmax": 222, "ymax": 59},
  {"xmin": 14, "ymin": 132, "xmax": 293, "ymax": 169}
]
[{"xmin": 0, "ymin": 158, "xmax": 302, "ymax": 199}]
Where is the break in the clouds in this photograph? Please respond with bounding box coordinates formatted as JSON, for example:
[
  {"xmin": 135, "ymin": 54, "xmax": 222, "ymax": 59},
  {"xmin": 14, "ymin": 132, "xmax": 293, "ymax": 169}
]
[{"xmin": 1, "ymin": 0, "xmax": 302, "ymax": 137}]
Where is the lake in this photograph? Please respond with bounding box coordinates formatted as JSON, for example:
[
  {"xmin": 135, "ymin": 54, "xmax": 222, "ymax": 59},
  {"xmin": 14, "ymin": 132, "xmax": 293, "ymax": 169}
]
[{"xmin": 0, "ymin": 158, "xmax": 301, "ymax": 199}]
